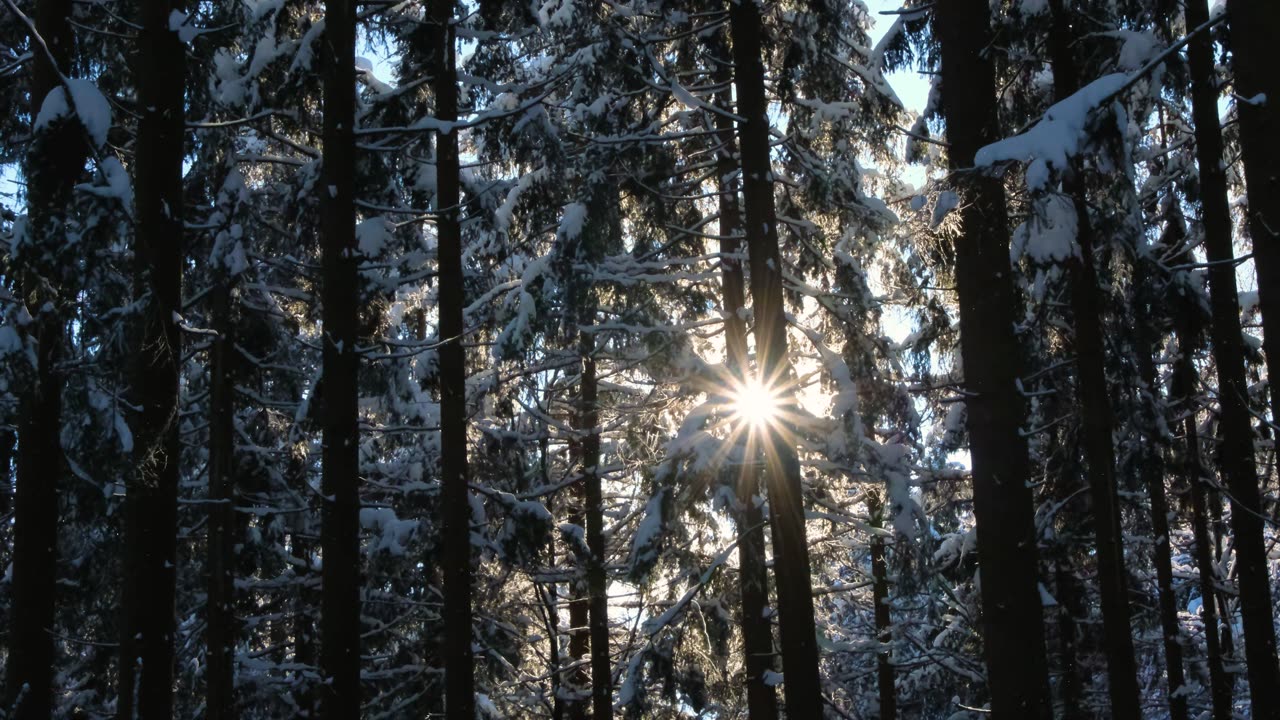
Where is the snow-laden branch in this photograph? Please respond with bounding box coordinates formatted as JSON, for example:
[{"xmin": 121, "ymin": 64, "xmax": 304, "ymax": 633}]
[{"xmin": 973, "ymin": 11, "xmax": 1227, "ymax": 187}]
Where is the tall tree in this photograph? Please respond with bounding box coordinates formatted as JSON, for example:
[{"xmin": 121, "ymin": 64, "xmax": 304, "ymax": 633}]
[
  {"xmin": 206, "ymin": 252, "xmax": 237, "ymax": 720},
  {"xmin": 868, "ymin": 495, "xmax": 895, "ymax": 720},
  {"xmin": 1043, "ymin": 2, "xmax": 1142, "ymax": 713},
  {"xmin": 1186, "ymin": 1, "xmax": 1280, "ymax": 714},
  {"xmin": 318, "ymin": 0, "xmax": 362, "ymax": 712},
  {"xmin": 932, "ymin": 0, "xmax": 1052, "ymax": 716},
  {"xmin": 579, "ymin": 272, "xmax": 612, "ymax": 720},
  {"xmin": 729, "ymin": 1, "xmax": 823, "ymax": 714},
  {"xmin": 118, "ymin": 0, "xmax": 186, "ymax": 713},
  {"xmin": 431, "ymin": 0, "xmax": 476, "ymax": 715},
  {"xmin": 1226, "ymin": 0, "xmax": 1280, "ymax": 429},
  {"xmin": 714, "ymin": 41, "xmax": 778, "ymax": 720},
  {"xmin": 7, "ymin": 0, "xmax": 85, "ymax": 713},
  {"xmin": 1175, "ymin": 305, "xmax": 1232, "ymax": 720}
]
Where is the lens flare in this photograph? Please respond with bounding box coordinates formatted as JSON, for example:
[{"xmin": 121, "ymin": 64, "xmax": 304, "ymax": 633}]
[{"xmin": 731, "ymin": 377, "xmax": 781, "ymax": 430}]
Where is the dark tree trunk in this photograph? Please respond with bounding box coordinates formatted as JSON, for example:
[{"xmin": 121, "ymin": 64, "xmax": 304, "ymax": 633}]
[
  {"xmin": 293, "ymin": 529, "xmax": 318, "ymax": 719},
  {"xmin": 1175, "ymin": 324, "xmax": 1232, "ymax": 720},
  {"xmin": 206, "ymin": 278, "xmax": 238, "ymax": 720},
  {"xmin": 0, "ymin": 428, "xmax": 12, "ymax": 517},
  {"xmin": 1139, "ymin": 415, "xmax": 1187, "ymax": 720},
  {"xmin": 1044, "ymin": 4, "xmax": 1142, "ymax": 713},
  {"xmin": 1187, "ymin": 1, "xmax": 1280, "ymax": 715},
  {"xmin": 1226, "ymin": 0, "xmax": 1280, "ymax": 431},
  {"xmin": 1130, "ymin": 254, "xmax": 1187, "ymax": 720},
  {"xmin": 932, "ymin": 1, "xmax": 1052, "ymax": 716},
  {"xmin": 318, "ymin": 0, "xmax": 361, "ymax": 712},
  {"xmin": 728, "ymin": 1, "xmax": 823, "ymax": 714},
  {"xmin": 579, "ymin": 328, "xmax": 613, "ymax": 720},
  {"xmin": 566, "ymin": 472, "xmax": 589, "ymax": 720},
  {"xmin": 1053, "ymin": 559, "xmax": 1084, "ymax": 720},
  {"xmin": 1045, "ymin": 415, "xmax": 1086, "ymax": 720},
  {"xmin": 7, "ymin": 1, "xmax": 82, "ymax": 715},
  {"xmin": 713, "ymin": 44, "xmax": 778, "ymax": 720},
  {"xmin": 431, "ymin": 1, "xmax": 475, "ymax": 715},
  {"xmin": 869, "ymin": 496, "xmax": 895, "ymax": 720},
  {"xmin": 1138, "ymin": 409, "xmax": 1187, "ymax": 720},
  {"xmin": 118, "ymin": 0, "xmax": 186, "ymax": 714}
]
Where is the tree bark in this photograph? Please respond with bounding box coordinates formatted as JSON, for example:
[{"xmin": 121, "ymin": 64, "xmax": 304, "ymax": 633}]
[
  {"xmin": 728, "ymin": 1, "xmax": 824, "ymax": 714},
  {"xmin": 1175, "ymin": 323, "xmax": 1232, "ymax": 720},
  {"xmin": 1226, "ymin": 0, "xmax": 1280, "ymax": 431},
  {"xmin": 319, "ymin": 0, "xmax": 361, "ymax": 712},
  {"xmin": 431, "ymin": 0, "xmax": 476, "ymax": 715},
  {"xmin": 1187, "ymin": 1, "xmax": 1280, "ymax": 715},
  {"xmin": 579, "ymin": 328, "xmax": 613, "ymax": 720},
  {"xmin": 1130, "ymin": 253, "xmax": 1187, "ymax": 720},
  {"xmin": 7, "ymin": 0, "xmax": 82, "ymax": 714},
  {"xmin": 206, "ymin": 277, "xmax": 238, "ymax": 720},
  {"xmin": 713, "ymin": 43, "xmax": 778, "ymax": 720},
  {"xmin": 933, "ymin": 1, "xmax": 1053, "ymax": 716},
  {"xmin": 566, "ymin": 471, "xmax": 589, "ymax": 720},
  {"xmin": 1043, "ymin": 4, "xmax": 1143, "ymax": 713},
  {"xmin": 869, "ymin": 496, "xmax": 895, "ymax": 720},
  {"xmin": 118, "ymin": 0, "xmax": 186, "ymax": 714}
]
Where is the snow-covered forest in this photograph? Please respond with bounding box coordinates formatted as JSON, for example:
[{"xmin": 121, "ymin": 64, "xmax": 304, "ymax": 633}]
[{"xmin": 1, "ymin": 0, "xmax": 1279, "ymax": 717}]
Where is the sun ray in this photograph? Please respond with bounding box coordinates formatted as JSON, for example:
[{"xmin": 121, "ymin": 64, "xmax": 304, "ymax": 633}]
[{"xmin": 730, "ymin": 376, "xmax": 783, "ymax": 431}]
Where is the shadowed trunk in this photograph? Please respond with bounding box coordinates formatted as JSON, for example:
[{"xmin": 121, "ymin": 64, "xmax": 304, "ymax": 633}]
[
  {"xmin": 431, "ymin": 0, "xmax": 476, "ymax": 715},
  {"xmin": 1044, "ymin": 3, "xmax": 1142, "ymax": 712},
  {"xmin": 579, "ymin": 326, "xmax": 613, "ymax": 720},
  {"xmin": 206, "ymin": 275, "xmax": 238, "ymax": 720},
  {"xmin": 7, "ymin": 0, "xmax": 85, "ymax": 712},
  {"xmin": 318, "ymin": 0, "xmax": 362, "ymax": 711},
  {"xmin": 728, "ymin": 0, "xmax": 824, "ymax": 714},
  {"xmin": 713, "ymin": 37, "xmax": 778, "ymax": 720},
  {"xmin": 933, "ymin": 0, "xmax": 1052, "ymax": 715},
  {"xmin": 1186, "ymin": 1, "xmax": 1280, "ymax": 715},
  {"xmin": 1175, "ymin": 317, "xmax": 1232, "ymax": 720},
  {"xmin": 1226, "ymin": 0, "xmax": 1280, "ymax": 433},
  {"xmin": 869, "ymin": 495, "xmax": 896, "ymax": 720},
  {"xmin": 118, "ymin": 0, "xmax": 186, "ymax": 714}
]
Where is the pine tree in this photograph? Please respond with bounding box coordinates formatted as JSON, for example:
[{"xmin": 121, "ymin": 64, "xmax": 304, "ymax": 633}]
[
  {"xmin": 1226, "ymin": 0, "xmax": 1280, "ymax": 431},
  {"xmin": 1186, "ymin": 1, "xmax": 1280, "ymax": 714},
  {"xmin": 118, "ymin": 0, "xmax": 186, "ymax": 713},
  {"xmin": 932, "ymin": 0, "xmax": 1052, "ymax": 715},
  {"xmin": 7, "ymin": 0, "xmax": 85, "ymax": 713},
  {"xmin": 318, "ymin": 0, "xmax": 362, "ymax": 713},
  {"xmin": 729, "ymin": 0, "xmax": 823, "ymax": 714},
  {"xmin": 1042, "ymin": 3, "xmax": 1142, "ymax": 713},
  {"xmin": 431, "ymin": 0, "xmax": 476, "ymax": 715}
]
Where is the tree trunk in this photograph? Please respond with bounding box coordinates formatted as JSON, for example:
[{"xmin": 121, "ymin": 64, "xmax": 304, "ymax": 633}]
[
  {"xmin": 579, "ymin": 328, "xmax": 613, "ymax": 720},
  {"xmin": 713, "ymin": 44, "xmax": 778, "ymax": 720},
  {"xmin": 206, "ymin": 277, "xmax": 238, "ymax": 720},
  {"xmin": 0, "ymin": 428, "xmax": 12, "ymax": 518},
  {"xmin": 1186, "ymin": 1, "xmax": 1280, "ymax": 715},
  {"xmin": 319, "ymin": 0, "xmax": 362, "ymax": 712},
  {"xmin": 118, "ymin": 0, "xmax": 186, "ymax": 714},
  {"xmin": 1043, "ymin": 4, "xmax": 1143, "ymax": 713},
  {"xmin": 1053, "ymin": 559, "xmax": 1083, "ymax": 720},
  {"xmin": 1226, "ymin": 0, "xmax": 1280, "ymax": 431},
  {"xmin": 431, "ymin": 0, "xmax": 476, "ymax": 715},
  {"xmin": 932, "ymin": 1, "xmax": 1052, "ymax": 716},
  {"xmin": 728, "ymin": 1, "xmax": 824, "ymax": 714},
  {"xmin": 566, "ymin": 465, "xmax": 589, "ymax": 720},
  {"xmin": 1131, "ymin": 258, "xmax": 1187, "ymax": 720},
  {"xmin": 869, "ymin": 496, "xmax": 895, "ymax": 720},
  {"xmin": 1175, "ymin": 324, "xmax": 1232, "ymax": 720},
  {"xmin": 7, "ymin": 1, "xmax": 81, "ymax": 716}
]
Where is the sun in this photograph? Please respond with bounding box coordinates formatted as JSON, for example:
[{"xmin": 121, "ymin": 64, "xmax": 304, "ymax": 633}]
[{"xmin": 730, "ymin": 377, "xmax": 782, "ymax": 430}]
